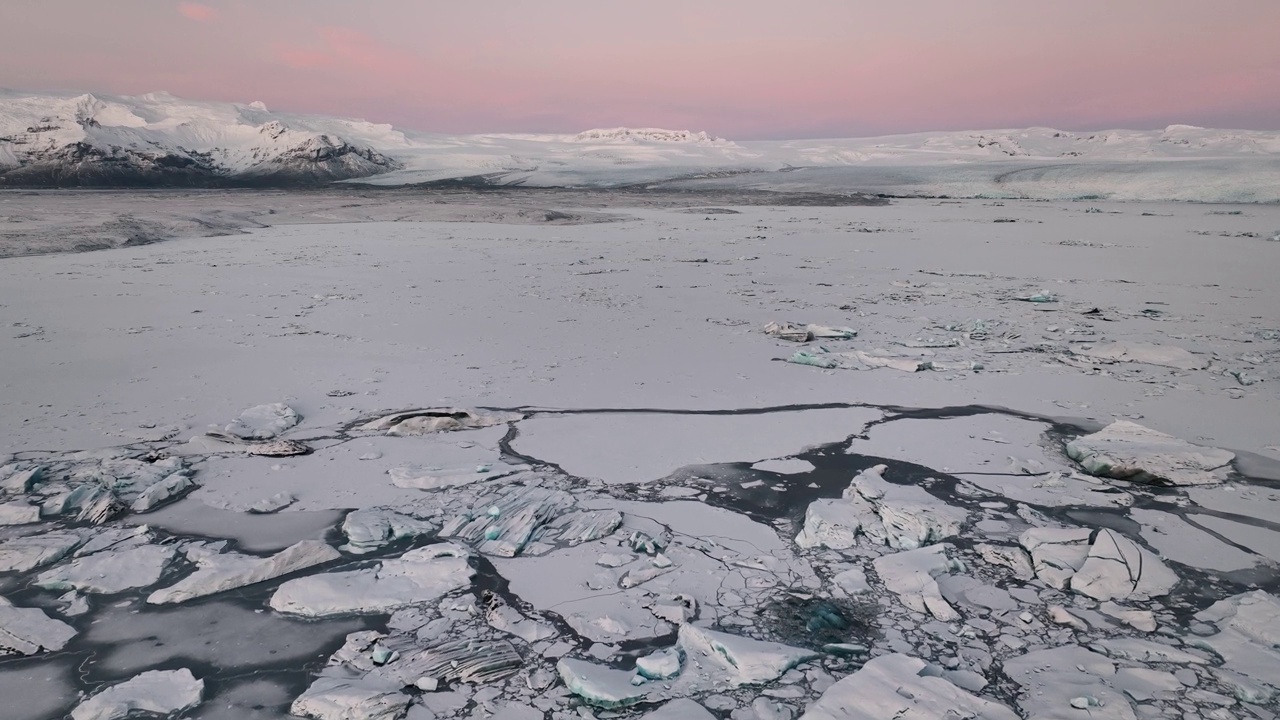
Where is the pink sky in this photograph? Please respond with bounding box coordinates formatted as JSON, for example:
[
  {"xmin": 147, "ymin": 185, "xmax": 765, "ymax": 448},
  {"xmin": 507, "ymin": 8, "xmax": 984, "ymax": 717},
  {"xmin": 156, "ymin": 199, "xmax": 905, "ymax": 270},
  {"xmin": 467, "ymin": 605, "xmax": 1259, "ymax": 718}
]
[{"xmin": 3, "ymin": 0, "xmax": 1278, "ymax": 139}]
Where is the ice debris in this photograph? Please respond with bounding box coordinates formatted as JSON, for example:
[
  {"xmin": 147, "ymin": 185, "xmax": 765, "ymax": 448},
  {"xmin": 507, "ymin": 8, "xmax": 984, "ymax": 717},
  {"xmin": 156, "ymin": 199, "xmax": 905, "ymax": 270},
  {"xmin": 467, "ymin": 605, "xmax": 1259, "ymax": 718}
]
[
  {"xmin": 800, "ymin": 653, "xmax": 1018, "ymax": 720},
  {"xmin": 1065, "ymin": 420, "xmax": 1235, "ymax": 485},
  {"xmin": 248, "ymin": 491, "xmax": 296, "ymax": 513},
  {"xmin": 635, "ymin": 647, "xmax": 683, "ymax": 680},
  {"xmin": 796, "ymin": 465, "xmax": 966, "ymax": 550},
  {"xmin": 558, "ymin": 658, "xmax": 650, "ymax": 709},
  {"xmin": 763, "ymin": 321, "xmax": 856, "ymax": 342},
  {"xmin": 36, "ymin": 543, "xmax": 175, "ymax": 594},
  {"xmin": 270, "ymin": 542, "xmax": 474, "ymax": 617},
  {"xmin": 71, "ymin": 669, "xmax": 204, "ymax": 720},
  {"xmin": 148, "ymin": 540, "xmax": 340, "ymax": 604},
  {"xmin": 0, "ymin": 595, "xmax": 77, "ymax": 655},
  {"xmin": 872, "ymin": 544, "xmax": 964, "ymax": 621},
  {"xmin": 439, "ymin": 484, "xmax": 576, "ymax": 557},
  {"xmin": 359, "ymin": 408, "xmax": 522, "ymax": 435},
  {"xmin": 224, "ymin": 402, "xmax": 301, "ymax": 439}
]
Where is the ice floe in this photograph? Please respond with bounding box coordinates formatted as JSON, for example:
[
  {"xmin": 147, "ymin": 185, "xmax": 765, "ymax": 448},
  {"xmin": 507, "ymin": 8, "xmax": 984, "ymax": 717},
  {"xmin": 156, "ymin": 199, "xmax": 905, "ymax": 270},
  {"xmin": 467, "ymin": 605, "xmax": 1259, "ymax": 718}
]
[{"xmin": 763, "ymin": 321, "xmax": 857, "ymax": 342}]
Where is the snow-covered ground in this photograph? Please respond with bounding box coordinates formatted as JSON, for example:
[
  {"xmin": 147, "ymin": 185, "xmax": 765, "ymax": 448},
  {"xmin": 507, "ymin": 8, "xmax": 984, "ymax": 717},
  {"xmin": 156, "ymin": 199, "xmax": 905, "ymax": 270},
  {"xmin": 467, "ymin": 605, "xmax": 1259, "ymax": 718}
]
[
  {"xmin": 2, "ymin": 193, "xmax": 1279, "ymax": 719},
  {"xmin": 3, "ymin": 90, "xmax": 1279, "ymax": 201}
]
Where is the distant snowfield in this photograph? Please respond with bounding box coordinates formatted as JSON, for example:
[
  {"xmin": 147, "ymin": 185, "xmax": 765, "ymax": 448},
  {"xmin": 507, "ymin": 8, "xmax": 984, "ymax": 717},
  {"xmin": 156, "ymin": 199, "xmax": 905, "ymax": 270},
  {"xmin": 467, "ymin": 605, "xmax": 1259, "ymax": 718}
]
[{"xmin": 3, "ymin": 90, "xmax": 1279, "ymax": 201}]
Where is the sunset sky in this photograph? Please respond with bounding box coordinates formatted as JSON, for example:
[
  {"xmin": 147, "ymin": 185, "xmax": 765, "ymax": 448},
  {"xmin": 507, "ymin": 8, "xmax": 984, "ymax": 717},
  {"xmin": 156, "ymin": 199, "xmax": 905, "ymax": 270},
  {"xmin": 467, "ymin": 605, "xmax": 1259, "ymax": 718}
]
[{"xmin": 3, "ymin": 0, "xmax": 1278, "ymax": 139}]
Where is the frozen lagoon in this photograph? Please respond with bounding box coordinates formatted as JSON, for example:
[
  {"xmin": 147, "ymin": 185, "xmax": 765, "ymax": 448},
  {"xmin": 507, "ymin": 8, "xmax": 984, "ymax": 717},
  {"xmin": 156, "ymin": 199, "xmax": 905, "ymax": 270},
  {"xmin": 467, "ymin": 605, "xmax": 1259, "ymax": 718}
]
[{"xmin": 1, "ymin": 192, "xmax": 1279, "ymax": 718}]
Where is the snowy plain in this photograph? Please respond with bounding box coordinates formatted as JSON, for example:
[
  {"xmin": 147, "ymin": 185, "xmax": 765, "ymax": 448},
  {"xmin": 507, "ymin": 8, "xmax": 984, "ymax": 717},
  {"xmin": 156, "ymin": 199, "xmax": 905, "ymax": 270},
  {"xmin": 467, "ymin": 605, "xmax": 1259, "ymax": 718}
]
[{"xmin": 1, "ymin": 189, "xmax": 1279, "ymax": 719}]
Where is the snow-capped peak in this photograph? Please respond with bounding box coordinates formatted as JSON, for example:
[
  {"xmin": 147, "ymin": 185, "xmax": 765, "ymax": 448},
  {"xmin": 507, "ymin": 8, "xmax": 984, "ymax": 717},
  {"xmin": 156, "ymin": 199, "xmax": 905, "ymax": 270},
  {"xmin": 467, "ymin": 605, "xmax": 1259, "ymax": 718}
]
[{"xmin": 572, "ymin": 127, "xmax": 728, "ymax": 145}]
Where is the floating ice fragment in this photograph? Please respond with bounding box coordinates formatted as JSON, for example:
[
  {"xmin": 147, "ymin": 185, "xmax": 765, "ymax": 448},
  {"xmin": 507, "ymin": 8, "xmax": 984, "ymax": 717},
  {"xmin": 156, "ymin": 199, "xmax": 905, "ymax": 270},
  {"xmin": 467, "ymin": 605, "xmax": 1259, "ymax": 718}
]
[
  {"xmin": 0, "ymin": 501, "xmax": 40, "ymax": 525},
  {"xmin": 1065, "ymin": 420, "xmax": 1234, "ymax": 486},
  {"xmin": 0, "ymin": 531, "xmax": 82, "ymax": 572},
  {"xmin": 1071, "ymin": 342, "xmax": 1207, "ymax": 370},
  {"xmin": 289, "ymin": 676, "xmax": 409, "ymax": 720},
  {"xmin": 129, "ymin": 471, "xmax": 193, "ymax": 512},
  {"xmin": 248, "ymin": 491, "xmax": 296, "ymax": 514},
  {"xmin": 36, "ymin": 543, "xmax": 175, "ymax": 594},
  {"xmin": 557, "ymin": 657, "xmax": 651, "ymax": 708},
  {"xmin": 641, "ymin": 699, "xmax": 717, "ymax": 719},
  {"xmin": 340, "ymin": 509, "xmax": 436, "ymax": 555},
  {"xmin": 678, "ymin": 624, "xmax": 818, "ymax": 686},
  {"xmin": 1071, "ymin": 529, "xmax": 1177, "ymax": 601},
  {"xmin": 270, "ymin": 543, "xmax": 474, "ymax": 617},
  {"xmin": 787, "ymin": 349, "xmax": 933, "ymax": 372},
  {"xmin": 636, "ymin": 647, "xmax": 683, "ymax": 680},
  {"xmin": 224, "ymin": 403, "xmax": 300, "ymax": 440},
  {"xmin": 872, "ymin": 544, "xmax": 963, "ymax": 621},
  {"xmin": 359, "ymin": 408, "xmax": 522, "ymax": 435},
  {"xmin": 800, "ymin": 654, "xmax": 1018, "ymax": 720},
  {"xmin": 71, "ymin": 669, "xmax": 204, "ymax": 720},
  {"xmin": 148, "ymin": 540, "xmax": 340, "ymax": 604},
  {"xmin": 388, "ymin": 462, "xmax": 529, "ymax": 489},
  {"xmin": 763, "ymin": 321, "xmax": 857, "ymax": 342},
  {"xmin": 0, "ymin": 595, "xmax": 77, "ymax": 655}
]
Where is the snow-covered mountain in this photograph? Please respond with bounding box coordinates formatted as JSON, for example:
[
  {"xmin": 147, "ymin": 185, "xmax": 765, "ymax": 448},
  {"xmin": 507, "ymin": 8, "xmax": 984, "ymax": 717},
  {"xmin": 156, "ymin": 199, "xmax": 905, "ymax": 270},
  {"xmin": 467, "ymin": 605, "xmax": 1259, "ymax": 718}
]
[
  {"xmin": 3, "ymin": 90, "xmax": 1279, "ymax": 201},
  {"xmin": 0, "ymin": 90, "xmax": 405, "ymax": 186}
]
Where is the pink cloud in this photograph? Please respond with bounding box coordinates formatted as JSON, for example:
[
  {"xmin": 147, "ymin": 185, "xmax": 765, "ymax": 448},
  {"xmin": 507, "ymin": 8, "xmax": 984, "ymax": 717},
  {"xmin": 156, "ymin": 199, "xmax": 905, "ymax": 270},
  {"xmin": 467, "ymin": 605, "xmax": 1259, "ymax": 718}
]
[
  {"xmin": 274, "ymin": 27, "xmax": 410, "ymax": 74},
  {"xmin": 178, "ymin": 2, "xmax": 217, "ymax": 22}
]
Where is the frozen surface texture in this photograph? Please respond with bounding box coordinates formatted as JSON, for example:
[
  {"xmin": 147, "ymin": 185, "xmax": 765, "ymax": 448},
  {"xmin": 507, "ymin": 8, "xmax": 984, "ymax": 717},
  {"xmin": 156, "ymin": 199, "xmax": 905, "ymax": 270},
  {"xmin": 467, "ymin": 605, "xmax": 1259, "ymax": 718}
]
[{"xmin": 0, "ymin": 193, "xmax": 1278, "ymax": 720}]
